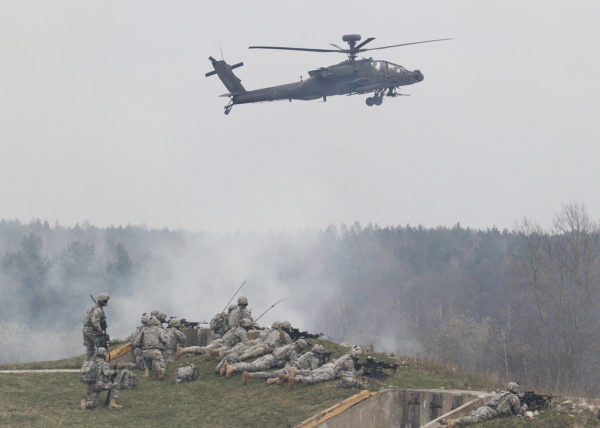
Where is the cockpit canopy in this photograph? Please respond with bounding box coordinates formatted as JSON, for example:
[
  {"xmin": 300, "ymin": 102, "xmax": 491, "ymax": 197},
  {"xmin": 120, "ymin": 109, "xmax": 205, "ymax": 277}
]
[{"xmin": 372, "ymin": 60, "xmax": 408, "ymax": 75}]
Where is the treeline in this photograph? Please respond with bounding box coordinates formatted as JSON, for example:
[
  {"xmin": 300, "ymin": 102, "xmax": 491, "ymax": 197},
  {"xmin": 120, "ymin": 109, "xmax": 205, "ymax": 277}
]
[{"xmin": 1, "ymin": 204, "xmax": 599, "ymax": 395}]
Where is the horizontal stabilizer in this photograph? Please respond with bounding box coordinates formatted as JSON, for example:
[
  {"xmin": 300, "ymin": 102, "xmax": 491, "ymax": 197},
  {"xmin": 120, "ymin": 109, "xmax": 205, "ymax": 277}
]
[{"xmin": 205, "ymin": 57, "xmax": 246, "ymax": 94}]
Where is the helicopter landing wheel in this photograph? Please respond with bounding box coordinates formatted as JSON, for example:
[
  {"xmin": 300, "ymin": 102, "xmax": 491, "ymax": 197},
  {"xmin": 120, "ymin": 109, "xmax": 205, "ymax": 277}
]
[
  {"xmin": 373, "ymin": 97, "xmax": 382, "ymax": 106},
  {"xmin": 366, "ymin": 97, "xmax": 374, "ymax": 106}
]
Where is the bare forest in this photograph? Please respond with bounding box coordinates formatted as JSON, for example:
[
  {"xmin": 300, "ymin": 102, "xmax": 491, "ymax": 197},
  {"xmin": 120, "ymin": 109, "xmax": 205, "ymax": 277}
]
[{"xmin": 2, "ymin": 204, "xmax": 600, "ymax": 396}]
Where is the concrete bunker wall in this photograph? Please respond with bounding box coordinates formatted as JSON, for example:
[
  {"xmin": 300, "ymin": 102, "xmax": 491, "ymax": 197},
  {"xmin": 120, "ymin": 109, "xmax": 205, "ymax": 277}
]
[{"xmin": 304, "ymin": 388, "xmax": 490, "ymax": 428}]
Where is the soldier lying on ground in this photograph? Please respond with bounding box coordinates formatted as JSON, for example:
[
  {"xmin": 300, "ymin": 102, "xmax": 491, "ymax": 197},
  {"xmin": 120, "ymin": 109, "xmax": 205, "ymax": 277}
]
[
  {"xmin": 444, "ymin": 382, "xmax": 527, "ymax": 427},
  {"xmin": 175, "ymin": 321, "xmax": 251, "ymax": 360},
  {"xmin": 134, "ymin": 316, "xmax": 168, "ymax": 379},
  {"xmin": 283, "ymin": 345, "xmax": 364, "ymax": 389},
  {"xmin": 216, "ymin": 321, "xmax": 293, "ymax": 370},
  {"xmin": 220, "ymin": 339, "xmax": 308, "ymax": 377},
  {"xmin": 242, "ymin": 343, "xmax": 326, "ymax": 385}
]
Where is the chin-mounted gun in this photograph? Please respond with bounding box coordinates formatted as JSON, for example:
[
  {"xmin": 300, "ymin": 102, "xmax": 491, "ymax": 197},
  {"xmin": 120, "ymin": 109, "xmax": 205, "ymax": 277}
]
[{"xmin": 359, "ymin": 357, "xmax": 398, "ymax": 379}]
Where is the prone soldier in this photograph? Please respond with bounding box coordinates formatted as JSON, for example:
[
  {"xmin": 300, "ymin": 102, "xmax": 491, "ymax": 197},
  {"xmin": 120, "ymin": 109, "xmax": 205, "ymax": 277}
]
[{"xmin": 221, "ymin": 339, "xmax": 308, "ymax": 377}]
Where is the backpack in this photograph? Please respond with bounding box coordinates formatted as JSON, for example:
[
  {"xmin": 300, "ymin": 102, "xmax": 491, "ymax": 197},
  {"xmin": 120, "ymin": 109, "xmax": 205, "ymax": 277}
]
[
  {"xmin": 80, "ymin": 360, "xmax": 98, "ymax": 383},
  {"xmin": 175, "ymin": 364, "xmax": 199, "ymax": 384},
  {"xmin": 118, "ymin": 369, "xmax": 138, "ymax": 390}
]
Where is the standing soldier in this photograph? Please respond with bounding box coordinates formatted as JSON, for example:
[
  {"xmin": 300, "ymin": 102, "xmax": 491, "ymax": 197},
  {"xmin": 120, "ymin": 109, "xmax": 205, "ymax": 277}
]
[
  {"xmin": 80, "ymin": 347, "xmax": 123, "ymax": 410},
  {"xmin": 83, "ymin": 293, "xmax": 110, "ymax": 360},
  {"xmin": 228, "ymin": 296, "xmax": 254, "ymax": 329},
  {"xmin": 134, "ymin": 316, "xmax": 168, "ymax": 379},
  {"xmin": 164, "ymin": 318, "xmax": 187, "ymax": 363}
]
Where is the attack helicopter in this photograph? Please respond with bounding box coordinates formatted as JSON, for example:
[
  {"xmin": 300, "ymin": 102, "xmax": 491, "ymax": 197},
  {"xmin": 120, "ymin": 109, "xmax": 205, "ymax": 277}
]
[{"xmin": 206, "ymin": 34, "xmax": 451, "ymax": 115}]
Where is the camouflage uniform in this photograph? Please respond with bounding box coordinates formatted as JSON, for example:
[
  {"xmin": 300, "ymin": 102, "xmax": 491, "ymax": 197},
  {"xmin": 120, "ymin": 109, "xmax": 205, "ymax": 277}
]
[
  {"xmin": 178, "ymin": 326, "xmax": 248, "ymax": 357},
  {"xmin": 227, "ymin": 296, "xmax": 254, "ymax": 329},
  {"xmin": 81, "ymin": 348, "xmax": 121, "ymax": 409},
  {"xmin": 210, "ymin": 305, "xmax": 236, "ymax": 339},
  {"xmin": 82, "ymin": 293, "xmax": 109, "ymax": 360},
  {"xmin": 164, "ymin": 318, "xmax": 187, "ymax": 363},
  {"xmin": 134, "ymin": 317, "xmax": 168, "ymax": 377},
  {"xmin": 225, "ymin": 339, "xmax": 307, "ymax": 375},
  {"xmin": 127, "ymin": 314, "xmax": 149, "ymax": 369},
  {"xmin": 293, "ymin": 346, "xmax": 364, "ymax": 388},
  {"xmin": 248, "ymin": 344, "xmax": 324, "ymax": 380},
  {"xmin": 230, "ymin": 325, "xmax": 292, "ymax": 360},
  {"xmin": 452, "ymin": 383, "xmax": 526, "ymax": 426}
]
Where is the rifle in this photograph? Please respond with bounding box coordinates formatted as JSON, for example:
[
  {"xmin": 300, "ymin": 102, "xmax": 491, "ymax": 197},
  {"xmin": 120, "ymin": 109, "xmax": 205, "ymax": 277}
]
[
  {"xmin": 104, "ymin": 364, "xmax": 119, "ymax": 406},
  {"xmin": 179, "ymin": 319, "xmax": 209, "ymax": 328},
  {"xmin": 521, "ymin": 391, "xmax": 558, "ymax": 410},
  {"xmin": 255, "ymin": 299, "xmax": 284, "ymax": 322},
  {"xmin": 221, "ymin": 280, "xmax": 247, "ymax": 313},
  {"xmin": 283, "ymin": 327, "xmax": 322, "ymax": 341},
  {"xmin": 359, "ymin": 357, "xmax": 398, "ymax": 379}
]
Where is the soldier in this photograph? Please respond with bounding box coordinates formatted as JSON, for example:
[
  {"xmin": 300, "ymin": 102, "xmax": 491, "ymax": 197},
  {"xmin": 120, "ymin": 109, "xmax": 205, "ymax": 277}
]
[
  {"xmin": 150, "ymin": 309, "xmax": 168, "ymax": 326},
  {"xmin": 445, "ymin": 382, "xmax": 527, "ymax": 427},
  {"xmin": 164, "ymin": 318, "xmax": 187, "ymax": 363},
  {"xmin": 228, "ymin": 296, "xmax": 254, "ymax": 329},
  {"xmin": 82, "ymin": 293, "xmax": 110, "ymax": 360},
  {"xmin": 221, "ymin": 339, "xmax": 308, "ymax": 377},
  {"xmin": 134, "ymin": 316, "xmax": 168, "ymax": 379},
  {"xmin": 210, "ymin": 305, "xmax": 236, "ymax": 339},
  {"xmin": 285, "ymin": 345, "xmax": 364, "ymax": 389},
  {"xmin": 242, "ymin": 343, "xmax": 326, "ymax": 385},
  {"xmin": 224, "ymin": 320, "xmax": 292, "ymax": 361},
  {"xmin": 127, "ymin": 313, "xmax": 150, "ymax": 370},
  {"xmin": 80, "ymin": 347, "xmax": 123, "ymax": 410},
  {"xmin": 175, "ymin": 320, "xmax": 251, "ymax": 360}
]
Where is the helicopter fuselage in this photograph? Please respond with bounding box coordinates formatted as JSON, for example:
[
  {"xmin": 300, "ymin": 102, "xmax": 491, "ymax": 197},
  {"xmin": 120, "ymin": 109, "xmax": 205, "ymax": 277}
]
[{"xmin": 231, "ymin": 59, "xmax": 423, "ymax": 105}]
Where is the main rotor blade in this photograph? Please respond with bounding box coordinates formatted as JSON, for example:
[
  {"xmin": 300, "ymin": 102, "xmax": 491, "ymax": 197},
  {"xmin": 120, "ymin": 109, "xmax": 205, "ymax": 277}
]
[
  {"xmin": 330, "ymin": 43, "xmax": 344, "ymax": 50},
  {"xmin": 360, "ymin": 38, "xmax": 453, "ymax": 52},
  {"xmin": 354, "ymin": 37, "xmax": 375, "ymax": 50},
  {"xmin": 249, "ymin": 45, "xmax": 342, "ymax": 53}
]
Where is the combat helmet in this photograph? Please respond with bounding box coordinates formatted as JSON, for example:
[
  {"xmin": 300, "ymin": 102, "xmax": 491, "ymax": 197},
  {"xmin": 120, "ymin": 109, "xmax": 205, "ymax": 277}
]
[
  {"xmin": 280, "ymin": 321, "xmax": 291, "ymax": 330},
  {"xmin": 271, "ymin": 321, "xmax": 282, "ymax": 329},
  {"xmin": 296, "ymin": 339, "xmax": 308, "ymax": 350},
  {"xmin": 168, "ymin": 317, "xmax": 181, "ymax": 328},
  {"xmin": 96, "ymin": 293, "xmax": 109, "ymax": 303},
  {"xmin": 141, "ymin": 313, "xmax": 149, "ymax": 325},
  {"xmin": 228, "ymin": 304, "xmax": 237, "ymax": 312},
  {"xmin": 311, "ymin": 344, "xmax": 325, "ymax": 354},
  {"xmin": 507, "ymin": 382, "xmax": 520, "ymax": 394},
  {"xmin": 349, "ymin": 345, "xmax": 362, "ymax": 359},
  {"xmin": 96, "ymin": 347, "xmax": 107, "ymax": 357},
  {"xmin": 237, "ymin": 296, "xmax": 248, "ymax": 306}
]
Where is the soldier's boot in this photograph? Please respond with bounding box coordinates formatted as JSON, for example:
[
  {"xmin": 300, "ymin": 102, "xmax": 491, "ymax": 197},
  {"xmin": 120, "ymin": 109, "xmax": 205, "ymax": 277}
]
[
  {"xmin": 175, "ymin": 346, "xmax": 185, "ymax": 360},
  {"xmin": 242, "ymin": 371, "xmax": 254, "ymax": 385},
  {"xmin": 80, "ymin": 399, "xmax": 87, "ymax": 410},
  {"xmin": 207, "ymin": 349, "xmax": 219, "ymax": 361},
  {"xmin": 220, "ymin": 362, "xmax": 228, "ymax": 376},
  {"xmin": 266, "ymin": 377, "xmax": 280, "ymax": 385},
  {"xmin": 143, "ymin": 367, "xmax": 150, "ymax": 378},
  {"xmin": 108, "ymin": 398, "xmax": 123, "ymax": 409},
  {"xmin": 218, "ymin": 350, "xmax": 227, "ymax": 361},
  {"xmin": 278, "ymin": 373, "xmax": 288, "ymax": 386},
  {"xmin": 288, "ymin": 376, "xmax": 300, "ymax": 390},
  {"xmin": 225, "ymin": 364, "xmax": 237, "ymax": 378},
  {"xmin": 158, "ymin": 368, "xmax": 166, "ymax": 380}
]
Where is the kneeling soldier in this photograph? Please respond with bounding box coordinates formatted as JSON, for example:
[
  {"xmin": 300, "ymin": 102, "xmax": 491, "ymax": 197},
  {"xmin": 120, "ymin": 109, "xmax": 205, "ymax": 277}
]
[{"xmin": 80, "ymin": 347, "xmax": 123, "ymax": 410}]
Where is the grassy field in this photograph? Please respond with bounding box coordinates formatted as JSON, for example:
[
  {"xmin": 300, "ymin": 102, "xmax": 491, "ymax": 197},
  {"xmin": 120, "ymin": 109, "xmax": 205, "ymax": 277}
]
[{"xmin": 1, "ymin": 340, "xmax": 598, "ymax": 427}]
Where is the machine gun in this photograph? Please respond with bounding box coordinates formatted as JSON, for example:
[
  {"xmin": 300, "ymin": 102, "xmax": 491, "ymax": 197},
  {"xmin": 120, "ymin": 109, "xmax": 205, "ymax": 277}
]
[
  {"xmin": 358, "ymin": 356, "xmax": 398, "ymax": 379},
  {"xmin": 179, "ymin": 319, "xmax": 208, "ymax": 328},
  {"xmin": 283, "ymin": 327, "xmax": 322, "ymax": 341},
  {"xmin": 521, "ymin": 391, "xmax": 558, "ymax": 410}
]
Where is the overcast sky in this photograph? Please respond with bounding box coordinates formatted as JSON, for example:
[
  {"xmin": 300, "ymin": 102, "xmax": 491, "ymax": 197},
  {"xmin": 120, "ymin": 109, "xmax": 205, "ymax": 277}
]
[{"xmin": 1, "ymin": 1, "xmax": 599, "ymax": 233}]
